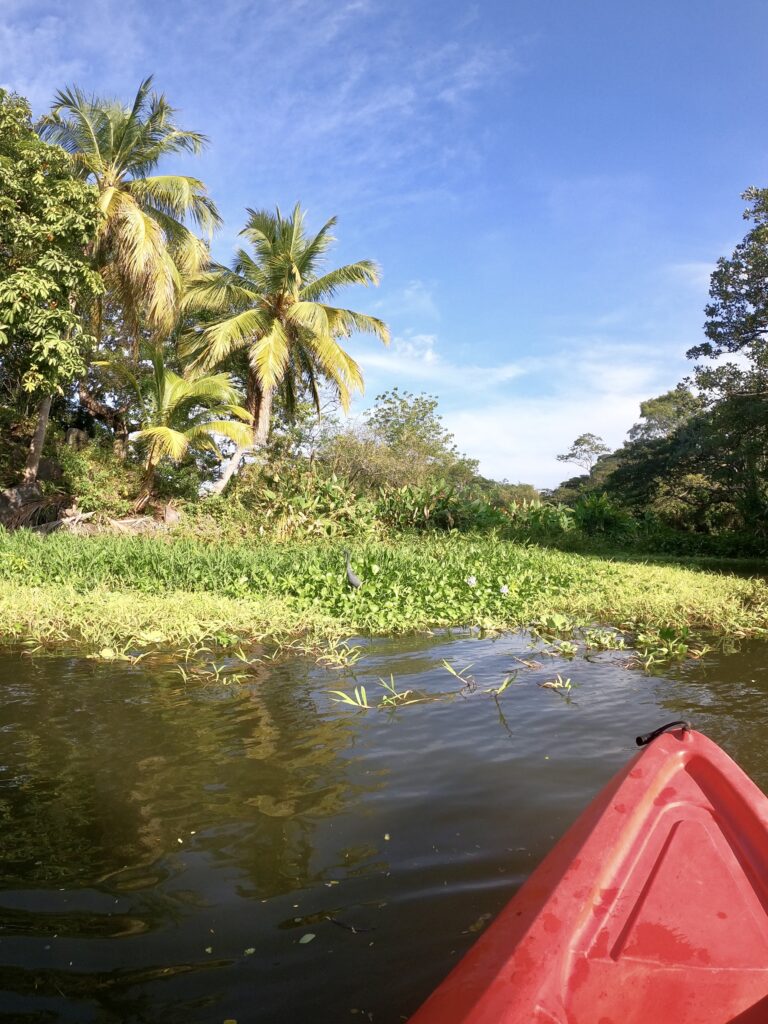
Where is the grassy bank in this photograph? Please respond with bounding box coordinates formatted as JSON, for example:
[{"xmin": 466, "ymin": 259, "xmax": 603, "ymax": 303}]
[{"xmin": 1, "ymin": 530, "xmax": 767, "ymax": 654}]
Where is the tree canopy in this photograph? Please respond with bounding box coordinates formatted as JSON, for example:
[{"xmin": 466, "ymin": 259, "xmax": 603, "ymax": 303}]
[
  {"xmin": 39, "ymin": 76, "xmax": 220, "ymax": 342},
  {"xmin": 0, "ymin": 89, "xmax": 101, "ymax": 401}
]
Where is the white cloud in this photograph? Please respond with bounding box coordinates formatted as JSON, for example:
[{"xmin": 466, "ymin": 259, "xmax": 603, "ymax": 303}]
[
  {"xmin": 666, "ymin": 261, "xmax": 715, "ymax": 293},
  {"xmin": 0, "ymin": 3, "xmax": 146, "ymax": 109},
  {"xmin": 349, "ymin": 331, "xmax": 684, "ymax": 487},
  {"xmin": 352, "ymin": 330, "xmax": 526, "ymax": 390},
  {"xmin": 373, "ymin": 279, "xmax": 440, "ymax": 320},
  {"xmin": 443, "ymin": 393, "xmax": 646, "ymax": 488}
]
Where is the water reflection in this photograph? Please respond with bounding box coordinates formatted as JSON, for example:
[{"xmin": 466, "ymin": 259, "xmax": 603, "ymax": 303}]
[{"xmin": 0, "ymin": 631, "xmax": 765, "ymax": 1022}]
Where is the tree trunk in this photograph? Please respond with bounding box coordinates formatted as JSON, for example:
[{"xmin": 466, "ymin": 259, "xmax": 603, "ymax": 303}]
[
  {"xmin": 22, "ymin": 395, "xmax": 52, "ymax": 485},
  {"xmin": 133, "ymin": 462, "xmax": 156, "ymax": 513},
  {"xmin": 208, "ymin": 379, "xmax": 272, "ymax": 497},
  {"xmin": 77, "ymin": 382, "xmax": 130, "ymax": 456}
]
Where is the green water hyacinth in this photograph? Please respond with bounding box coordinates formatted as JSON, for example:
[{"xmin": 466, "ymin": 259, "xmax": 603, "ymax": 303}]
[{"xmin": 2, "ymin": 534, "xmax": 768, "ymax": 655}]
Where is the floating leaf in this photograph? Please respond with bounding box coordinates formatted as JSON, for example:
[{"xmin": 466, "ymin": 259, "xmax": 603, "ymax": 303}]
[
  {"xmin": 467, "ymin": 912, "xmax": 492, "ymax": 933},
  {"xmin": 299, "ymin": 933, "xmax": 316, "ymax": 944}
]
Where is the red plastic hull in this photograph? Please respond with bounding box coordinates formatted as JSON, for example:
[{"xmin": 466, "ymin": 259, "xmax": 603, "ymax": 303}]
[{"xmin": 409, "ymin": 729, "xmax": 768, "ymax": 1024}]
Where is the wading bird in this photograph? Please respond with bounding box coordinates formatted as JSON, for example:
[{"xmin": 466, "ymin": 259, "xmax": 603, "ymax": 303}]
[{"xmin": 344, "ymin": 549, "xmax": 362, "ymax": 589}]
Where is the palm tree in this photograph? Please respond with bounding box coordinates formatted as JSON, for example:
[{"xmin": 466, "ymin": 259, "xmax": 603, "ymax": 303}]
[
  {"xmin": 182, "ymin": 203, "xmax": 389, "ymax": 492},
  {"xmin": 111, "ymin": 346, "xmax": 253, "ymax": 511},
  {"xmin": 38, "ymin": 76, "xmax": 221, "ymax": 344}
]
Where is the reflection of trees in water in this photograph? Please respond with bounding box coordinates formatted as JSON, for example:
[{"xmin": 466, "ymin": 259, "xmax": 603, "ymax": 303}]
[{"xmin": 0, "ymin": 654, "xmax": 365, "ymax": 895}]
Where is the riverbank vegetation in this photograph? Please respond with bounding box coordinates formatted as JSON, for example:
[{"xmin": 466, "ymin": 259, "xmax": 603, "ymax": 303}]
[
  {"xmin": 2, "ymin": 531, "xmax": 767, "ymax": 656},
  {"xmin": 3, "ymin": 77, "xmax": 768, "ymax": 663}
]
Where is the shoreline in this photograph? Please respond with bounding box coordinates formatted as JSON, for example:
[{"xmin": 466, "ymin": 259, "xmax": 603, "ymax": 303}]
[{"xmin": 1, "ymin": 533, "xmax": 767, "ymax": 658}]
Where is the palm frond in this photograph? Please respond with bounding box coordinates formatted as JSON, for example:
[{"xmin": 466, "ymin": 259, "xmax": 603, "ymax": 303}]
[
  {"xmin": 324, "ymin": 306, "xmax": 390, "ymax": 343},
  {"xmin": 181, "ymin": 267, "xmax": 259, "ymax": 313},
  {"xmin": 249, "ymin": 319, "xmax": 290, "ymax": 391},
  {"xmin": 128, "ymin": 174, "xmax": 221, "ymax": 234},
  {"xmin": 300, "ymin": 260, "xmax": 381, "ymax": 300},
  {"xmin": 183, "ymin": 307, "xmax": 267, "ymax": 368},
  {"xmin": 285, "ymin": 301, "xmax": 330, "ymax": 335},
  {"xmin": 134, "ymin": 425, "xmax": 190, "ymax": 462},
  {"xmin": 186, "ymin": 418, "xmax": 254, "ymax": 449},
  {"xmin": 106, "ymin": 193, "xmax": 180, "ymax": 330}
]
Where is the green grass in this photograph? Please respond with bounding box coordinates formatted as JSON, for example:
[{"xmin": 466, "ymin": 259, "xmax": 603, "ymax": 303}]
[{"xmin": 1, "ymin": 530, "xmax": 767, "ymax": 652}]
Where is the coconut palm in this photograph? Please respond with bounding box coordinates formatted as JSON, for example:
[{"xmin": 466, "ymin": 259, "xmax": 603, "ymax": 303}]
[
  {"xmin": 38, "ymin": 76, "xmax": 221, "ymax": 343},
  {"xmin": 182, "ymin": 203, "xmax": 389, "ymax": 492},
  {"xmin": 112, "ymin": 346, "xmax": 253, "ymax": 511}
]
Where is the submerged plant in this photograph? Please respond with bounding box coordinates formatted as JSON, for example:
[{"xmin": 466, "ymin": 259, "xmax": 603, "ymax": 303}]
[
  {"xmin": 328, "ymin": 685, "xmax": 372, "ymax": 708},
  {"xmin": 327, "ymin": 676, "xmax": 424, "ymax": 710},
  {"xmin": 539, "ymin": 674, "xmax": 574, "ymax": 694}
]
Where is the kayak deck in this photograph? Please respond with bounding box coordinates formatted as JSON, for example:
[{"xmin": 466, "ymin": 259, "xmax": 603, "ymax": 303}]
[{"xmin": 408, "ymin": 728, "xmax": 768, "ymax": 1023}]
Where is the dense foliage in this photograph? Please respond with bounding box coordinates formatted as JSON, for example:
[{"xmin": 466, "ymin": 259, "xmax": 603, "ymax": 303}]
[{"xmin": 0, "ymin": 89, "xmax": 102, "ymax": 490}]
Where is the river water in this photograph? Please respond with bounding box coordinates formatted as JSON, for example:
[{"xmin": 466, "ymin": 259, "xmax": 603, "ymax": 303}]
[{"xmin": 0, "ymin": 631, "xmax": 767, "ymax": 1023}]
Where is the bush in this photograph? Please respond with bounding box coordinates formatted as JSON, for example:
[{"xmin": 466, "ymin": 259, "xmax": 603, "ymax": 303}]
[
  {"xmin": 54, "ymin": 440, "xmax": 143, "ymax": 517},
  {"xmin": 502, "ymin": 500, "xmax": 576, "ymax": 540},
  {"xmin": 374, "ymin": 481, "xmax": 505, "ymax": 532},
  {"xmin": 572, "ymin": 493, "xmax": 635, "ymax": 538},
  {"xmin": 210, "ymin": 464, "xmax": 378, "ymax": 539}
]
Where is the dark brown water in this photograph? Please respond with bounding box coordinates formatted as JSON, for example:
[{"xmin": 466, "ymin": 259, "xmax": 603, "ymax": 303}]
[{"xmin": 0, "ymin": 632, "xmax": 767, "ymax": 1023}]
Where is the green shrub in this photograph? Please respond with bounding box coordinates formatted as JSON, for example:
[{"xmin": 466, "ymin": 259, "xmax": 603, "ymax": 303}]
[
  {"xmin": 214, "ymin": 464, "xmax": 378, "ymax": 539},
  {"xmin": 572, "ymin": 493, "xmax": 635, "ymax": 537},
  {"xmin": 502, "ymin": 500, "xmax": 575, "ymax": 539},
  {"xmin": 374, "ymin": 481, "xmax": 504, "ymax": 532},
  {"xmin": 55, "ymin": 441, "xmax": 143, "ymax": 517}
]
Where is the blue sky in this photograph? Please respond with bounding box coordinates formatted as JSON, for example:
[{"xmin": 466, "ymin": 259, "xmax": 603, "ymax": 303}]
[{"xmin": 4, "ymin": 0, "xmax": 768, "ymax": 486}]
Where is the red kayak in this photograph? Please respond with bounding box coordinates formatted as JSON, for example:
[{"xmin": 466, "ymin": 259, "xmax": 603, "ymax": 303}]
[{"xmin": 409, "ymin": 723, "xmax": 768, "ymax": 1024}]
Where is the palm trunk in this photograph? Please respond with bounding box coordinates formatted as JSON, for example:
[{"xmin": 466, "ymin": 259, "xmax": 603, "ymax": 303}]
[
  {"xmin": 22, "ymin": 394, "xmax": 52, "ymax": 485},
  {"xmin": 209, "ymin": 379, "xmax": 272, "ymax": 497},
  {"xmin": 133, "ymin": 461, "xmax": 157, "ymax": 513}
]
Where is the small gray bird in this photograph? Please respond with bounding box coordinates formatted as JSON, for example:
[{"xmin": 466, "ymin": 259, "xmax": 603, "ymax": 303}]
[{"xmin": 343, "ymin": 548, "xmax": 362, "ymax": 589}]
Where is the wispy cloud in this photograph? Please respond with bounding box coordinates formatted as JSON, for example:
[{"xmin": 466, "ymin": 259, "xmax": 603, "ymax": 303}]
[
  {"xmin": 352, "ymin": 330, "xmax": 527, "ymax": 391},
  {"xmin": 373, "ymin": 279, "xmax": 440, "ymax": 320},
  {"xmin": 349, "ymin": 330, "xmax": 684, "ymax": 487},
  {"xmin": 443, "ymin": 394, "xmax": 646, "ymax": 488},
  {"xmin": 0, "ymin": 2, "xmax": 146, "ymax": 107},
  {"xmin": 665, "ymin": 260, "xmax": 715, "ymax": 293}
]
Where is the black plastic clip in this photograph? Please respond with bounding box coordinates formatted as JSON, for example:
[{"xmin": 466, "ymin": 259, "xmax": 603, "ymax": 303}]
[{"xmin": 635, "ymin": 720, "xmax": 692, "ymax": 747}]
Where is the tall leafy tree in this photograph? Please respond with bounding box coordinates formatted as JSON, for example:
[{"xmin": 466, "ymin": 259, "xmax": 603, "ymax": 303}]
[
  {"xmin": 38, "ymin": 76, "xmax": 220, "ymax": 346},
  {"xmin": 627, "ymin": 387, "xmax": 704, "ymax": 441},
  {"xmin": 0, "ymin": 89, "xmax": 102, "ymax": 485},
  {"xmin": 319, "ymin": 388, "xmax": 479, "ymax": 490},
  {"xmin": 556, "ymin": 433, "xmax": 610, "ymax": 472},
  {"xmin": 691, "ymin": 187, "xmax": 768, "ymax": 361},
  {"xmin": 182, "ymin": 203, "xmax": 389, "ymax": 492},
  {"xmin": 685, "ymin": 188, "xmax": 768, "ymax": 528}
]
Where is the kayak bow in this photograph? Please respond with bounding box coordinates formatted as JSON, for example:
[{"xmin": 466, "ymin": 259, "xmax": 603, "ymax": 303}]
[{"xmin": 409, "ymin": 726, "xmax": 768, "ymax": 1024}]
